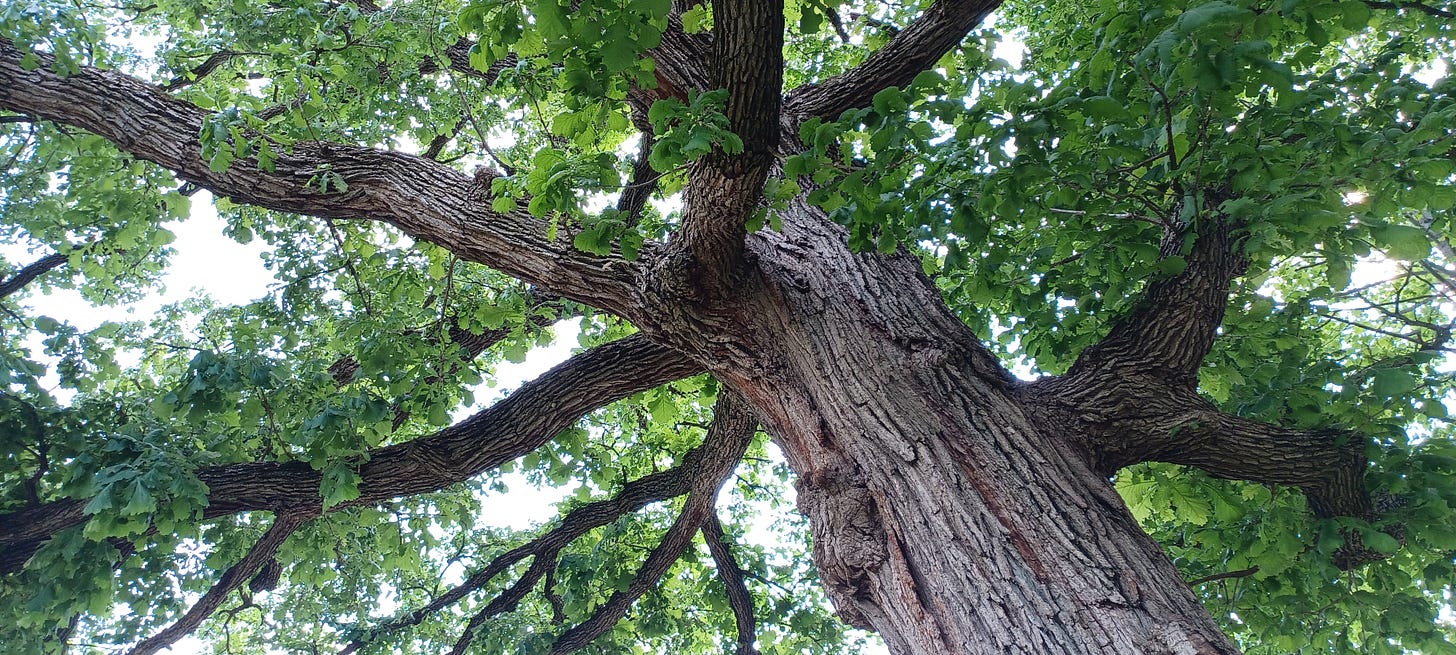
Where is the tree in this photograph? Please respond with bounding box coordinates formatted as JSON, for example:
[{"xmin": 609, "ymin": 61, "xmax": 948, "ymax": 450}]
[{"xmin": 1, "ymin": 0, "xmax": 1454, "ymax": 652}]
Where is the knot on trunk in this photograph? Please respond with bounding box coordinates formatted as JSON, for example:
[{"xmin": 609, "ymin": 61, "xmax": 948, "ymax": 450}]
[{"xmin": 795, "ymin": 464, "xmax": 888, "ymax": 629}]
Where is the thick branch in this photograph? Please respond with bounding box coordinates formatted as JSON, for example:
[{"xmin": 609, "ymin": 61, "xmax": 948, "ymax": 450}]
[
  {"xmin": 669, "ymin": 0, "xmax": 783, "ymax": 297},
  {"xmin": 0, "ymin": 251, "xmax": 67, "ymax": 299},
  {"xmin": 782, "ymin": 0, "xmax": 1002, "ymax": 122},
  {"xmin": 1027, "ymin": 373, "xmax": 1371, "ymax": 520},
  {"xmin": 0, "ymin": 335, "xmax": 701, "ymax": 574},
  {"xmin": 1066, "ymin": 219, "xmax": 1246, "ymax": 388},
  {"xmin": 128, "ymin": 513, "xmax": 306, "ymax": 655},
  {"xmin": 544, "ymin": 391, "xmax": 756, "ymax": 654},
  {"xmin": 702, "ymin": 514, "xmax": 759, "ymax": 655},
  {"xmin": 0, "ymin": 39, "xmax": 643, "ymax": 318}
]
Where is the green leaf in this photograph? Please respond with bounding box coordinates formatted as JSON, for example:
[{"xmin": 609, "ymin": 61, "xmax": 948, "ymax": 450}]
[
  {"xmin": 1370, "ymin": 224, "xmax": 1431, "ymax": 261},
  {"xmin": 1372, "ymin": 368, "xmax": 1419, "ymax": 399}
]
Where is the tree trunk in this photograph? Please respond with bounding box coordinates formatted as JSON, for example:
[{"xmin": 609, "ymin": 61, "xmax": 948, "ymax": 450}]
[{"xmin": 673, "ymin": 201, "xmax": 1241, "ymax": 654}]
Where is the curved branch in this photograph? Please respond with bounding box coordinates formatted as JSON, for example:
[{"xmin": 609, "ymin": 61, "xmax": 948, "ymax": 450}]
[
  {"xmin": 1028, "ymin": 369, "xmax": 1372, "ymax": 525},
  {"xmin": 0, "ymin": 334, "xmax": 701, "ymax": 575},
  {"xmin": 0, "ymin": 251, "xmax": 67, "ymax": 299},
  {"xmin": 702, "ymin": 514, "xmax": 759, "ymax": 655},
  {"xmin": 782, "ymin": 0, "xmax": 1002, "ymax": 123},
  {"xmin": 0, "ymin": 39, "xmax": 644, "ymax": 318},
  {"xmin": 1066, "ymin": 218, "xmax": 1246, "ymax": 388},
  {"xmin": 128, "ymin": 513, "xmax": 306, "ymax": 655}
]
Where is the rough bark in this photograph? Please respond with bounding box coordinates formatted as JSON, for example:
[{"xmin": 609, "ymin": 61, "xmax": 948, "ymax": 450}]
[
  {"xmin": 782, "ymin": 0, "xmax": 1003, "ymax": 123},
  {"xmin": 0, "ymin": 251, "xmax": 67, "ymax": 299},
  {"xmin": 0, "ymin": 335, "xmax": 700, "ymax": 574},
  {"xmin": 0, "ymin": 7, "xmax": 1388, "ymax": 654},
  {"xmin": 639, "ymin": 202, "xmax": 1242, "ymax": 654},
  {"xmin": 0, "ymin": 38, "xmax": 645, "ymax": 319}
]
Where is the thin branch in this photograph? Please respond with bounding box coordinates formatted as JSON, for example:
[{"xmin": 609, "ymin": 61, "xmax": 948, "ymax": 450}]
[
  {"xmin": 616, "ymin": 133, "xmax": 659, "ymax": 225},
  {"xmin": 161, "ymin": 51, "xmax": 245, "ymax": 91},
  {"xmin": 542, "ymin": 391, "xmax": 757, "ymax": 654},
  {"xmin": 702, "ymin": 514, "xmax": 759, "ymax": 655},
  {"xmin": 1187, "ymin": 566, "xmax": 1259, "ymax": 586},
  {"xmin": 1362, "ymin": 0, "xmax": 1455, "ymax": 18},
  {"xmin": 127, "ymin": 513, "xmax": 306, "ymax": 655}
]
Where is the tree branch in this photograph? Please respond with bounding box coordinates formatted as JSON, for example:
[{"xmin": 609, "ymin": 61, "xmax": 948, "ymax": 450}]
[
  {"xmin": 327, "ymin": 290, "xmax": 563, "ymax": 385},
  {"xmin": 616, "ymin": 133, "xmax": 659, "ymax": 225},
  {"xmin": 0, "ymin": 335, "xmax": 701, "ymax": 575},
  {"xmin": 1066, "ymin": 218, "xmax": 1246, "ymax": 389},
  {"xmin": 1186, "ymin": 566, "xmax": 1259, "ymax": 586},
  {"xmin": 0, "ymin": 38, "xmax": 644, "ymax": 318},
  {"xmin": 1362, "ymin": 0, "xmax": 1455, "ymax": 18},
  {"xmin": 543, "ymin": 391, "xmax": 756, "ymax": 654},
  {"xmin": 665, "ymin": 0, "xmax": 784, "ymax": 299},
  {"xmin": 0, "ymin": 251, "xmax": 67, "ymax": 299},
  {"xmin": 349, "ymin": 390, "xmax": 755, "ymax": 654},
  {"xmin": 781, "ymin": 0, "xmax": 1003, "ymax": 123},
  {"xmin": 127, "ymin": 513, "xmax": 306, "ymax": 655},
  {"xmin": 701, "ymin": 514, "xmax": 759, "ymax": 655}
]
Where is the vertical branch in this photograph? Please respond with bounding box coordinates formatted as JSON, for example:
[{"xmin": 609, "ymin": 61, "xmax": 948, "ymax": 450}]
[
  {"xmin": 702, "ymin": 514, "xmax": 759, "ymax": 655},
  {"xmin": 669, "ymin": 0, "xmax": 784, "ymax": 298}
]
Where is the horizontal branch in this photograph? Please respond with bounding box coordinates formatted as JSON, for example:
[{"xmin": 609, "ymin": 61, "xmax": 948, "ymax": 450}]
[
  {"xmin": 1028, "ymin": 376, "xmax": 1372, "ymax": 520},
  {"xmin": 1362, "ymin": 0, "xmax": 1455, "ymax": 18},
  {"xmin": 782, "ymin": 0, "xmax": 1002, "ymax": 123},
  {"xmin": 0, "ymin": 334, "xmax": 701, "ymax": 575},
  {"xmin": 1186, "ymin": 566, "xmax": 1259, "ymax": 586},
  {"xmin": 0, "ymin": 39, "xmax": 644, "ymax": 318}
]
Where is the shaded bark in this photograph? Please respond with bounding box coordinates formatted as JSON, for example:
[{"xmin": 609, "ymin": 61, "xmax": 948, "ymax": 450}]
[
  {"xmin": 702, "ymin": 514, "xmax": 760, "ymax": 655},
  {"xmin": 0, "ymin": 8, "xmax": 1394, "ymax": 654},
  {"xmin": 344, "ymin": 398, "xmax": 753, "ymax": 654},
  {"xmin": 0, "ymin": 335, "xmax": 700, "ymax": 574},
  {"xmin": 782, "ymin": 0, "xmax": 1003, "ymax": 122},
  {"xmin": 0, "ymin": 39, "xmax": 645, "ymax": 319},
  {"xmin": 667, "ymin": 0, "xmax": 785, "ymax": 298},
  {"xmin": 0, "ymin": 251, "xmax": 66, "ymax": 299},
  {"xmin": 128, "ymin": 513, "xmax": 306, "ymax": 655}
]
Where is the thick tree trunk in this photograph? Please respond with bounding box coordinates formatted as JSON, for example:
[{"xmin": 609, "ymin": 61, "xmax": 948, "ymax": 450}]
[{"xmin": 672, "ymin": 202, "xmax": 1241, "ymax": 654}]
